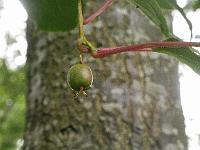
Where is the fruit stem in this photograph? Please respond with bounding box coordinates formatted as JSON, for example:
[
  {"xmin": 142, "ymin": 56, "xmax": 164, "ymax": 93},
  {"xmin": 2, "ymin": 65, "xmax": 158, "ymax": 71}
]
[
  {"xmin": 78, "ymin": 0, "xmax": 84, "ymax": 39},
  {"xmin": 77, "ymin": 0, "xmax": 97, "ymax": 56},
  {"xmin": 79, "ymin": 54, "xmax": 84, "ymax": 64},
  {"xmin": 81, "ymin": 41, "xmax": 200, "ymax": 58},
  {"xmin": 83, "ymin": 0, "xmax": 113, "ymax": 25}
]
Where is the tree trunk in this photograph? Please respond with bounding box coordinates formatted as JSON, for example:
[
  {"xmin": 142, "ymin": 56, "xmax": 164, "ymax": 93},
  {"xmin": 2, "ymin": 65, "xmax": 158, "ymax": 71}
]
[{"xmin": 23, "ymin": 1, "xmax": 187, "ymax": 150}]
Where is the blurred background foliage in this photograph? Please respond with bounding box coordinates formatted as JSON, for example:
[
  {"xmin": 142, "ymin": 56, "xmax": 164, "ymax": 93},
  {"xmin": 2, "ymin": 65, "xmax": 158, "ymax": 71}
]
[
  {"xmin": 0, "ymin": 0, "xmax": 26, "ymax": 149},
  {"xmin": 0, "ymin": 60, "xmax": 25, "ymax": 150}
]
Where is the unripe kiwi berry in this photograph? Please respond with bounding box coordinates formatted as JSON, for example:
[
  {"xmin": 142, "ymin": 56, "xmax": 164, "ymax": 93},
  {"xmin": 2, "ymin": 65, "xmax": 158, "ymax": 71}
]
[{"xmin": 67, "ymin": 64, "xmax": 93, "ymax": 91}]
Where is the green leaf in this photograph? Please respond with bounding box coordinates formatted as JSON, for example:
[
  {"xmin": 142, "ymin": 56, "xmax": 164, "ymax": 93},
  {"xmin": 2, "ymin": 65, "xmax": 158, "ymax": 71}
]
[
  {"xmin": 155, "ymin": 0, "xmax": 174, "ymax": 9},
  {"xmin": 154, "ymin": 38, "xmax": 200, "ymax": 75},
  {"xmin": 20, "ymin": 0, "xmax": 78, "ymax": 31},
  {"xmin": 127, "ymin": 0, "xmax": 170, "ymax": 37},
  {"xmin": 193, "ymin": 0, "xmax": 200, "ymax": 10},
  {"xmin": 0, "ymin": 60, "xmax": 25, "ymax": 150},
  {"xmin": 155, "ymin": 0, "xmax": 193, "ymax": 37}
]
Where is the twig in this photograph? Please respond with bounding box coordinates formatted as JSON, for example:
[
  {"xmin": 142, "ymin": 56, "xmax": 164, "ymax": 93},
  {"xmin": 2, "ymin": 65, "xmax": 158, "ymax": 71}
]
[
  {"xmin": 80, "ymin": 41, "xmax": 200, "ymax": 58},
  {"xmin": 83, "ymin": 0, "xmax": 113, "ymax": 25}
]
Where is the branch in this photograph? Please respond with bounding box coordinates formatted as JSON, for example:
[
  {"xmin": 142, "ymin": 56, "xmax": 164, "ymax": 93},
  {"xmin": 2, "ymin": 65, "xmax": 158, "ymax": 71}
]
[
  {"xmin": 81, "ymin": 41, "xmax": 200, "ymax": 58},
  {"xmin": 83, "ymin": 0, "xmax": 113, "ymax": 25}
]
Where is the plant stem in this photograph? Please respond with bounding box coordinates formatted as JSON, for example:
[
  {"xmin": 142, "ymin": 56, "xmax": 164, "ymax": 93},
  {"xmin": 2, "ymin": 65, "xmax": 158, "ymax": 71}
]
[
  {"xmin": 83, "ymin": 0, "xmax": 113, "ymax": 25},
  {"xmin": 81, "ymin": 41, "xmax": 200, "ymax": 58},
  {"xmin": 77, "ymin": 0, "xmax": 97, "ymax": 55},
  {"xmin": 77, "ymin": 0, "xmax": 85, "ymax": 63},
  {"xmin": 78, "ymin": 0, "xmax": 84, "ymax": 39}
]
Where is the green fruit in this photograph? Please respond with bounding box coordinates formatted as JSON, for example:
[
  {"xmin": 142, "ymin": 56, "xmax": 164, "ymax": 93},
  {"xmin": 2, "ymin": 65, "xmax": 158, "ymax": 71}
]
[{"xmin": 67, "ymin": 64, "xmax": 93, "ymax": 91}]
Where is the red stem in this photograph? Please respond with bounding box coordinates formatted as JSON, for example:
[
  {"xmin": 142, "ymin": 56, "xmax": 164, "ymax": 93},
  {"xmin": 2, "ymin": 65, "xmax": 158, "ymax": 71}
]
[
  {"xmin": 81, "ymin": 41, "xmax": 200, "ymax": 58},
  {"xmin": 83, "ymin": 0, "xmax": 113, "ymax": 25}
]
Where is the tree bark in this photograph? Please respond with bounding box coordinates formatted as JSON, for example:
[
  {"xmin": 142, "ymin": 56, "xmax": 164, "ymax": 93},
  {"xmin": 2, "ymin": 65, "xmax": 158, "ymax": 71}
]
[{"xmin": 23, "ymin": 1, "xmax": 187, "ymax": 150}]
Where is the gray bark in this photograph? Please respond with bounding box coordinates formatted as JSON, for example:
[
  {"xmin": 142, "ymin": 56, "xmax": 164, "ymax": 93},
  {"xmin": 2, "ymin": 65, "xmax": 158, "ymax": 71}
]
[{"xmin": 23, "ymin": 1, "xmax": 187, "ymax": 150}]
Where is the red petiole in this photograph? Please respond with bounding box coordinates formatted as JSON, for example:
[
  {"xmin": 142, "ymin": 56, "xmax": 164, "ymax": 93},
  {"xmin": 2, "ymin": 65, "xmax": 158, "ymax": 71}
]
[
  {"xmin": 83, "ymin": 0, "xmax": 113, "ymax": 25},
  {"xmin": 80, "ymin": 41, "xmax": 200, "ymax": 58}
]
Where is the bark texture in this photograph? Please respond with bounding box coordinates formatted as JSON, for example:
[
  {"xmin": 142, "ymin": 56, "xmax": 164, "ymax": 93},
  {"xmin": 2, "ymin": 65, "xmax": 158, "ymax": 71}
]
[{"xmin": 23, "ymin": 1, "xmax": 187, "ymax": 150}]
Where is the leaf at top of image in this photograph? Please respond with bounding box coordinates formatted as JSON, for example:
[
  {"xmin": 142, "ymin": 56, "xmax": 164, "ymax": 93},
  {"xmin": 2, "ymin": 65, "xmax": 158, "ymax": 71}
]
[
  {"xmin": 193, "ymin": 0, "xmax": 200, "ymax": 10},
  {"xmin": 20, "ymin": 0, "xmax": 78, "ymax": 31}
]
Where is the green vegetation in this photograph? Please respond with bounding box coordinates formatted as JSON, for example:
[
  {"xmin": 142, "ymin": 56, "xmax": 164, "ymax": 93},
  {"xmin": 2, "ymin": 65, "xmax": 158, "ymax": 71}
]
[{"xmin": 0, "ymin": 60, "xmax": 25, "ymax": 150}]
